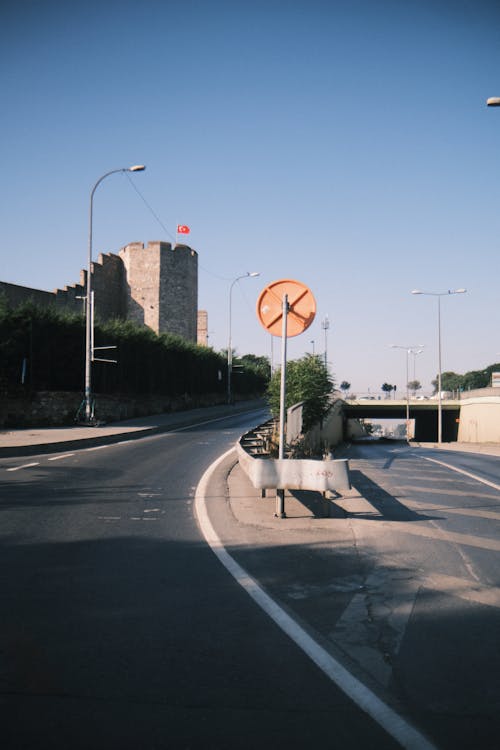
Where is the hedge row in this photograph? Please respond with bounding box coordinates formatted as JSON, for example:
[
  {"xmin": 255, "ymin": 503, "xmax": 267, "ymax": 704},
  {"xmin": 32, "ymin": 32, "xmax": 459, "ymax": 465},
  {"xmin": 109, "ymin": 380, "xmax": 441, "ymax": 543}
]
[{"xmin": 0, "ymin": 302, "xmax": 267, "ymax": 398}]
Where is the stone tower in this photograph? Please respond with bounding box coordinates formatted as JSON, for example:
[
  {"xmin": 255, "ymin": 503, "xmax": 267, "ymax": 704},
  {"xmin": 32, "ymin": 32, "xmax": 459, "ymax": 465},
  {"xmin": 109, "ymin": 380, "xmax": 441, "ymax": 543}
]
[{"xmin": 119, "ymin": 241, "xmax": 198, "ymax": 341}]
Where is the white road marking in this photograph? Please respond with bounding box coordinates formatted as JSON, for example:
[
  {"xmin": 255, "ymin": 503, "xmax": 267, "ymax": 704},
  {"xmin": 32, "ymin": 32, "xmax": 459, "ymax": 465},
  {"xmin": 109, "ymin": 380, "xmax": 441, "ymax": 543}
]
[
  {"xmin": 195, "ymin": 449, "xmax": 436, "ymax": 750},
  {"xmin": 48, "ymin": 453, "xmax": 75, "ymax": 461},
  {"xmin": 98, "ymin": 516, "xmax": 121, "ymax": 521},
  {"xmin": 422, "ymin": 456, "xmax": 500, "ymax": 492},
  {"xmin": 6, "ymin": 462, "xmax": 40, "ymax": 472}
]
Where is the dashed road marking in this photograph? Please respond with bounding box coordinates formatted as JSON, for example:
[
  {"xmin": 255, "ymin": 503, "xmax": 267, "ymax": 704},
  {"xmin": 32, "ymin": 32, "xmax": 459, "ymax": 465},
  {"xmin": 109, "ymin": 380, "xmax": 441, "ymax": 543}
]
[{"xmin": 6, "ymin": 462, "xmax": 40, "ymax": 472}]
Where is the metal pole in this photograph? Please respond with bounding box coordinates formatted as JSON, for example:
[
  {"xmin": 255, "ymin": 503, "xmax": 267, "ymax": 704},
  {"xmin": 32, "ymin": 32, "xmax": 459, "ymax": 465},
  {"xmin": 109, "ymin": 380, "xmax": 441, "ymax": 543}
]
[
  {"xmin": 405, "ymin": 348, "xmax": 410, "ymax": 441},
  {"xmin": 437, "ymin": 295, "xmax": 442, "ymax": 444},
  {"xmin": 276, "ymin": 293, "xmax": 288, "ymax": 518},
  {"xmin": 227, "ymin": 272, "xmax": 260, "ymax": 405},
  {"xmin": 85, "ymin": 183, "xmax": 95, "ymax": 422},
  {"xmin": 322, "ymin": 315, "xmax": 329, "ymax": 370},
  {"xmin": 227, "ymin": 280, "xmax": 234, "ymax": 405},
  {"xmin": 84, "ymin": 165, "xmax": 145, "ymax": 423}
]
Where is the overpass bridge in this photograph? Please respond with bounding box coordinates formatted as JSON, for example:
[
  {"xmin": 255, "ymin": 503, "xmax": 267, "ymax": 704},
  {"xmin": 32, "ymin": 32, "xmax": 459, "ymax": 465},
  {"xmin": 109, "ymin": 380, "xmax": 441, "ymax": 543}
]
[
  {"xmin": 341, "ymin": 388, "xmax": 500, "ymax": 443},
  {"xmin": 343, "ymin": 398, "xmax": 461, "ymax": 442}
]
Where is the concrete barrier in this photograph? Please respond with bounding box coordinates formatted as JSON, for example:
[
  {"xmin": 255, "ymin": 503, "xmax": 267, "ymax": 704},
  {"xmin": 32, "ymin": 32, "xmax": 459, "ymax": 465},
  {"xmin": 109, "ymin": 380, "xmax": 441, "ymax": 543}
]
[{"xmin": 236, "ymin": 434, "xmax": 350, "ymax": 492}]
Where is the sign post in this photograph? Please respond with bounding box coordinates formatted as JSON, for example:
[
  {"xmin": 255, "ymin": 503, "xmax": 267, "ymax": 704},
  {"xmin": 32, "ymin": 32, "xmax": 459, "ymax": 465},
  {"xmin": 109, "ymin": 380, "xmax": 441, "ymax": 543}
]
[{"xmin": 256, "ymin": 279, "xmax": 316, "ymax": 518}]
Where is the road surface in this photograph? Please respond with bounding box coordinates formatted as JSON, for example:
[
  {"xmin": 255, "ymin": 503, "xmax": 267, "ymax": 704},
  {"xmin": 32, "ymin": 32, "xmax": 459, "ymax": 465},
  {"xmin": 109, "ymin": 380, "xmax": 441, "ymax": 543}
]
[{"xmin": 1, "ymin": 412, "xmax": 404, "ymax": 749}]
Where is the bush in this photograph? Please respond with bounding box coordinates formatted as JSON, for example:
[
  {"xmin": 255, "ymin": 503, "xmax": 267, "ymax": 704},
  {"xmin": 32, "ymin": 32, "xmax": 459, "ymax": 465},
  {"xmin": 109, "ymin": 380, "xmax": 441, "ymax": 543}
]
[
  {"xmin": 0, "ymin": 302, "xmax": 268, "ymax": 399},
  {"xmin": 266, "ymin": 354, "xmax": 334, "ymax": 432}
]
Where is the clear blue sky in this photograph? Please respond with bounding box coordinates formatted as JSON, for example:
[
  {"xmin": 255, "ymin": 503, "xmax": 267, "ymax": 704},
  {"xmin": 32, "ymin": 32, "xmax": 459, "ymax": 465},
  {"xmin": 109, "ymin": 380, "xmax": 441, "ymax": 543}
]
[{"xmin": 2, "ymin": 0, "xmax": 500, "ymax": 396}]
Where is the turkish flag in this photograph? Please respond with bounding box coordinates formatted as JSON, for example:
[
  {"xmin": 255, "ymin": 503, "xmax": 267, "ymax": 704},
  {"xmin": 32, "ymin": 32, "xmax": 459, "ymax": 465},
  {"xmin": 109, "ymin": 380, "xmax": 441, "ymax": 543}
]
[{"xmin": 177, "ymin": 224, "xmax": 190, "ymax": 234}]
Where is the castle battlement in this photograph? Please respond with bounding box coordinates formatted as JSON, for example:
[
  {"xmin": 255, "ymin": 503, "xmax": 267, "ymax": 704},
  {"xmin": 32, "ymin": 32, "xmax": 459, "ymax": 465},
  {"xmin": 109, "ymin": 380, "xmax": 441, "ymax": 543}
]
[{"xmin": 0, "ymin": 241, "xmax": 201, "ymax": 344}]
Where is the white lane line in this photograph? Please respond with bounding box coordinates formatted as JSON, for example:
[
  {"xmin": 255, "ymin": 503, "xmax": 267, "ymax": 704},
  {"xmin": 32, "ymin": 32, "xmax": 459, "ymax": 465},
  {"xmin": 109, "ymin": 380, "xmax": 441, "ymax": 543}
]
[
  {"xmin": 6, "ymin": 462, "xmax": 40, "ymax": 472},
  {"xmin": 48, "ymin": 453, "xmax": 75, "ymax": 461},
  {"xmin": 195, "ymin": 449, "xmax": 436, "ymax": 750},
  {"xmin": 422, "ymin": 456, "xmax": 500, "ymax": 492}
]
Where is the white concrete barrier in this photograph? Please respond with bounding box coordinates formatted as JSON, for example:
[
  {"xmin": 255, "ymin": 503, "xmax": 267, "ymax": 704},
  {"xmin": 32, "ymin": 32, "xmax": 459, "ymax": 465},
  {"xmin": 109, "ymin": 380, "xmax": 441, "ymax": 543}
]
[{"xmin": 236, "ymin": 441, "xmax": 350, "ymax": 492}]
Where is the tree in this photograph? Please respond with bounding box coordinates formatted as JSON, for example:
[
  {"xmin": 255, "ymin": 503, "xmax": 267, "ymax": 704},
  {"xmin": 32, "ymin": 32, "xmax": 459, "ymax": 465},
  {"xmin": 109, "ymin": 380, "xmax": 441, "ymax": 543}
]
[
  {"xmin": 407, "ymin": 380, "xmax": 422, "ymax": 397},
  {"xmin": 266, "ymin": 354, "xmax": 334, "ymax": 432},
  {"xmin": 340, "ymin": 380, "xmax": 351, "ymax": 398},
  {"xmin": 462, "ymin": 368, "xmax": 489, "ymax": 390},
  {"xmin": 381, "ymin": 382, "xmax": 394, "ymax": 399},
  {"xmin": 238, "ymin": 353, "xmax": 271, "ymax": 380},
  {"xmin": 432, "ymin": 371, "xmax": 463, "ymax": 393}
]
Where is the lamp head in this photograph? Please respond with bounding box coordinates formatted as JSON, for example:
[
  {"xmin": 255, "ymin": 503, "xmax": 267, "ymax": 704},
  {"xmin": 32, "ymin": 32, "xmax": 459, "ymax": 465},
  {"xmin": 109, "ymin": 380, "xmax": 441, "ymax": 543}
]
[
  {"xmin": 411, "ymin": 289, "xmax": 423, "ymax": 295},
  {"xmin": 128, "ymin": 165, "xmax": 146, "ymax": 172},
  {"xmin": 248, "ymin": 272, "xmax": 260, "ymax": 277},
  {"xmin": 487, "ymin": 97, "xmax": 500, "ymax": 107}
]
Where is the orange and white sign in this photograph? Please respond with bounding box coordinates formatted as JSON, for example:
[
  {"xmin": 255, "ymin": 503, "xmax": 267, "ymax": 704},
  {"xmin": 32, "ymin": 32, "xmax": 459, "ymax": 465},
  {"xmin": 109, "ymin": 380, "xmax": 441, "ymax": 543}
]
[{"xmin": 256, "ymin": 279, "xmax": 316, "ymax": 337}]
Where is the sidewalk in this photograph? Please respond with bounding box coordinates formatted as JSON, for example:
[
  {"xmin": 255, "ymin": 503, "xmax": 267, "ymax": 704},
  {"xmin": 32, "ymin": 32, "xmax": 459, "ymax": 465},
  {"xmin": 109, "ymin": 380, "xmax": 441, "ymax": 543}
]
[
  {"xmin": 413, "ymin": 440, "xmax": 500, "ymax": 457},
  {"xmin": 0, "ymin": 400, "xmax": 266, "ymax": 457}
]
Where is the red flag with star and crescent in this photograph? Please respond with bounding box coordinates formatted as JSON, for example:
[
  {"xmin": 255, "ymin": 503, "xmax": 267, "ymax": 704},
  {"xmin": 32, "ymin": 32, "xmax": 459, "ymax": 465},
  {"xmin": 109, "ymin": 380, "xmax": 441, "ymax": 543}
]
[{"xmin": 177, "ymin": 224, "xmax": 190, "ymax": 234}]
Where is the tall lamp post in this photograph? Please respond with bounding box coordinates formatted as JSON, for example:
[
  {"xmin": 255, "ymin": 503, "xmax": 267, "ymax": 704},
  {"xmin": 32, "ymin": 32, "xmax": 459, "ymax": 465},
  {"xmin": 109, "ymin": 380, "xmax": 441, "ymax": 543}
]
[
  {"xmin": 227, "ymin": 272, "xmax": 260, "ymax": 404},
  {"xmin": 84, "ymin": 165, "xmax": 146, "ymax": 423},
  {"xmin": 321, "ymin": 315, "xmax": 330, "ymax": 370},
  {"xmin": 411, "ymin": 288, "xmax": 466, "ymax": 443},
  {"xmin": 390, "ymin": 344, "xmax": 424, "ymax": 441}
]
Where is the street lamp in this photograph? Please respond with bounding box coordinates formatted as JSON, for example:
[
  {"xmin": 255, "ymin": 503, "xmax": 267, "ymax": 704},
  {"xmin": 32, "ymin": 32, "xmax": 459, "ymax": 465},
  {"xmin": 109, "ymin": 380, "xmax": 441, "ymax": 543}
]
[
  {"xmin": 411, "ymin": 288, "xmax": 466, "ymax": 443},
  {"xmin": 227, "ymin": 272, "xmax": 260, "ymax": 404},
  {"xmin": 84, "ymin": 165, "xmax": 146, "ymax": 423},
  {"xmin": 390, "ymin": 344, "xmax": 424, "ymax": 441},
  {"xmin": 487, "ymin": 98, "xmax": 500, "ymax": 107},
  {"xmin": 321, "ymin": 315, "xmax": 330, "ymax": 370}
]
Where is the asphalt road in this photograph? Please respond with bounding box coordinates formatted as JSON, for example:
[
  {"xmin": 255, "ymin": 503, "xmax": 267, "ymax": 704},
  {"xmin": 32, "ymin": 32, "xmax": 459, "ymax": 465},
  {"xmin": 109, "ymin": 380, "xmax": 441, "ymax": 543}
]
[
  {"xmin": 206, "ymin": 438, "xmax": 500, "ymax": 750},
  {"xmin": 333, "ymin": 440, "xmax": 500, "ymax": 749},
  {"xmin": 0, "ymin": 412, "xmax": 402, "ymax": 750}
]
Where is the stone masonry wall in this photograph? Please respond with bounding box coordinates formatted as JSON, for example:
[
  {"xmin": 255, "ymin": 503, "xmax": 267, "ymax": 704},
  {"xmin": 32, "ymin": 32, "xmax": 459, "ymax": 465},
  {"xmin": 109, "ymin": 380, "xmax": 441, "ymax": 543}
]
[
  {"xmin": 0, "ymin": 281, "xmax": 58, "ymax": 309},
  {"xmin": 159, "ymin": 243, "xmax": 198, "ymax": 341},
  {"xmin": 1, "ymin": 241, "xmax": 199, "ymax": 342},
  {"xmin": 119, "ymin": 241, "xmax": 161, "ymax": 331},
  {"xmin": 119, "ymin": 241, "xmax": 198, "ymax": 341},
  {"xmin": 91, "ymin": 252, "xmax": 126, "ymax": 321}
]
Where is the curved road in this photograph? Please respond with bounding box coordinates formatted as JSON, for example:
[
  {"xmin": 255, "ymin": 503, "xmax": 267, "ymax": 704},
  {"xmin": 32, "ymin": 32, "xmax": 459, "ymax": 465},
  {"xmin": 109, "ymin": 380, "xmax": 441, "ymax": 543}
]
[{"xmin": 0, "ymin": 411, "xmax": 402, "ymax": 750}]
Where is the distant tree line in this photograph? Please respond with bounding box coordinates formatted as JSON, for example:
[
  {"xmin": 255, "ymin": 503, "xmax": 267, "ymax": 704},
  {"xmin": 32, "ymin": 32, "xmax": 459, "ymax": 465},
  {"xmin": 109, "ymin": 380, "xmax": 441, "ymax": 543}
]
[
  {"xmin": 0, "ymin": 301, "xmax": 269, "ymax": 399},
  {"xmin": 434, "ymin": 365, "xmax": 500, "ymax": 392}
]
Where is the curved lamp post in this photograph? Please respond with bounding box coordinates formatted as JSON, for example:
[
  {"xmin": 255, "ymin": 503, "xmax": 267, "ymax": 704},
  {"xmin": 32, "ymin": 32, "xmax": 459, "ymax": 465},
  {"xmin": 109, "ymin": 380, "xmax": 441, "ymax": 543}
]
[
  {"xmin": 227, "ymin": 272, "xmax": 260, "ymax": 404},
  {"xmin": 84, "ymin": 165, "xmax": 146, "ymax": 423},
  {"xmin": 411, "ymin": 288, "xmax": 466, "ymax": 443}
]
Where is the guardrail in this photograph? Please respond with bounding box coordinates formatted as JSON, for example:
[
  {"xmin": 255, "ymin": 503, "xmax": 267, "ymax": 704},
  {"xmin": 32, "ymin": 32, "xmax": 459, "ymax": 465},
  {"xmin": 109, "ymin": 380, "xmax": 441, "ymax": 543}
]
[{"xmin": 237, "ymin": 420, "xmax": 350, "ymax": 493}]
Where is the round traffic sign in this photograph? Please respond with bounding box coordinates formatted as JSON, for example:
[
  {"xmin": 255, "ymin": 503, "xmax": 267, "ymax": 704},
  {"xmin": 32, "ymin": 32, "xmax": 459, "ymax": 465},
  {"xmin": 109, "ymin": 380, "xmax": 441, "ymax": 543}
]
[{"xmin": 256, "ymin": 279, "xmax": 316, "ymax": 337}]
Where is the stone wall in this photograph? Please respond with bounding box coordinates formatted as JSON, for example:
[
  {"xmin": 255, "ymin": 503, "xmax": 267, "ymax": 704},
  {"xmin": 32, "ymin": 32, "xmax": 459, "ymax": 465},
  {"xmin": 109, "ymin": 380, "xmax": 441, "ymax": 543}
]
[
  {"xmin": 119, "ymin": 241, "xmax": 198, "ymax": 341},
  {"xmin": 159, "ymin": 243, "xmax": 198, "ymax": 341},
  {"xmin": 0, "ymin": 390, "xmax": 228, "ymax": 428},
  {"xmin": 92, "ymin": 252, "xmax": 126, "ymax": 321},
  {"xmin": 0, "ymin": 280, "xmax": 60, "ymax": 309},
  {"xmin": 1, "ymin": 240, "xmax": 199, "ymax": 342}
]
